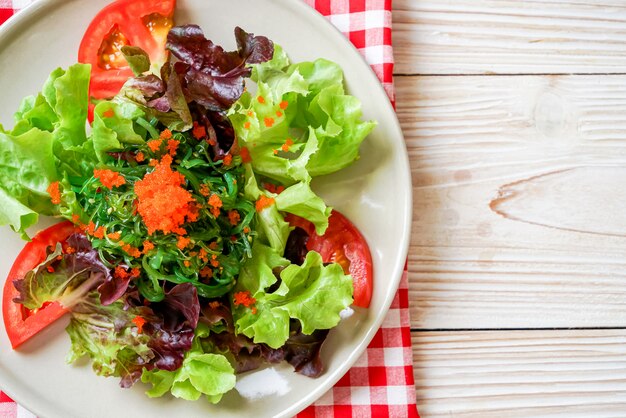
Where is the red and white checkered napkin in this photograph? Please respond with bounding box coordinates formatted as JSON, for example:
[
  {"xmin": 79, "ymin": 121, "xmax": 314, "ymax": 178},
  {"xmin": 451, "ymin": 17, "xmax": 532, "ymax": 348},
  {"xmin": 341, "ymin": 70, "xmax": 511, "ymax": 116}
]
[{"xmin": 0, "ymin": 1, "xmax": 418, "ymax": 417}]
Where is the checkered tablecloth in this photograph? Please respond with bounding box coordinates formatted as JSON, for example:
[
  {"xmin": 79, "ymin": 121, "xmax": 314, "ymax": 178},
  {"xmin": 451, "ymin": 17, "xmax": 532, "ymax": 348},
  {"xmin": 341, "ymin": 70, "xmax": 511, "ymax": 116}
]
[{"xmin": 0, "ymin": 1, "xmax": 418, "ymax": 417}]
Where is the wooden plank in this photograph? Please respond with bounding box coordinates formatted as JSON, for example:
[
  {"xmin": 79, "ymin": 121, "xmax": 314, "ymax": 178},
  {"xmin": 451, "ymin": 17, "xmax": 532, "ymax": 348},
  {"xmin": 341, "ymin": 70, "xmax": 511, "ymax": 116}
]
[
  {"xmin": 393, "ymin": 0, "xmax": 626, "ymax": 75},
  {"xmin": 397, "ymin": 74, "xmax": 626, "ymax": 328},
  {"xmin": 412, "ymin": 330, "xmax": 626, "ymax": 417}
]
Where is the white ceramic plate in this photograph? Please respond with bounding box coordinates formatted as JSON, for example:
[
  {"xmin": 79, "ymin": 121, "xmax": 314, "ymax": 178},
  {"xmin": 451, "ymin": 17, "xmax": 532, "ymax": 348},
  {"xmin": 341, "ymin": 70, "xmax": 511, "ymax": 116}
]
[{"xmin": 0, "ymin": 0, "xmax": 411, "ymax": 417}]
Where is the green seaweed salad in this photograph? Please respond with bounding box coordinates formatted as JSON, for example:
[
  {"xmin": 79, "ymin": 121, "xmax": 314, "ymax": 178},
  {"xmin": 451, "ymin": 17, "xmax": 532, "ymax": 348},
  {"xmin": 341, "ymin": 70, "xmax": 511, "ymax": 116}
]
[{"xmin": 0, "ymin": 24, "xmax": 375, "ymax": 403}]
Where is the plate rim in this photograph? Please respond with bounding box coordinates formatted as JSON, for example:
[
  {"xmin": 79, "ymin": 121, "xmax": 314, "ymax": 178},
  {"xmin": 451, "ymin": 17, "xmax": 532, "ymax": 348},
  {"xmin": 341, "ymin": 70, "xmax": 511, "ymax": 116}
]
[{"xmin": 0, "ymin": 0, "xmax": 413, "ymax": 416}]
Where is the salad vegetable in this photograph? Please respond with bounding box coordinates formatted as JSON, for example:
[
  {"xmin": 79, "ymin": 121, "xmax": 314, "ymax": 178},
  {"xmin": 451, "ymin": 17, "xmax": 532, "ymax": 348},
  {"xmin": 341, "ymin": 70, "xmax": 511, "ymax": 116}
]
[{"xmin": 0, "ymin": 1, "xmax": 375, "ymax": 404}]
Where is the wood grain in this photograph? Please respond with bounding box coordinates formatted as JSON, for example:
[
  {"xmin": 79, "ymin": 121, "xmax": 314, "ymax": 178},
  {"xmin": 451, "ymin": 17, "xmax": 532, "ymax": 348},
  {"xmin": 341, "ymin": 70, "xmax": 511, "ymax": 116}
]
[
  {"xmin": 412, "ymin": 330, "xmax": 626, "ymax": 417},
  {"xmin": 393, "ymin": 0, "xmax": 626, "ymax": 75},
  {"xmin": 397, "ymin": 74, "xmax": 626, "ymax": 328}
]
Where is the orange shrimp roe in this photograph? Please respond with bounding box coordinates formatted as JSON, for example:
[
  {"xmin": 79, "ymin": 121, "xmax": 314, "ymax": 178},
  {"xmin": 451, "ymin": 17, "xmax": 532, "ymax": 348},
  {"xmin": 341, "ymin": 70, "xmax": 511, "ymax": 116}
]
[
  {"xmin": 135, "ymin": 151, "xmax": 145, "ymax": 162},
  {"xmin": 276, "ymin": 110, "xmax": 283, "ymax": 117},
  {"xmin": 207, "ymin": 194, "xmax": 223, "ymax": 218},
  {"xmin": 120, "ymin": 242, "xmax": 142, "ymax": 258},
  {"xmin": 108, "ymin": 231, "xmax": 121, "ymax": 240},
  {"xmin": 142, "ymin": 240, "xmax": 155, "ymax": 253},
  {"xmin": 199, "ymin": 183, "xmax": 211, "ymax": 197},
  {"xmin": 200, "ymin": 267, "xmax": 213, "ymax": 279},
  {"xmin": 255, "ymin": 195, "xmax": 275, "ymax": 212},
  {"xmin": 279, "ymin": 100, "xmax": 288, "ymax": 109},
  {"xmin": 47, "ymin": 181, "xmax": 62, "ymax": 204},
  {"xmin": 243, "ymin": 121, "xmax": 251, "ymax": 130},
  {"xmin": 264, "ymin": 117, "xmax": 274, "ymax": 128},
  {"xmin": 177, "ymin": 236, "xmax": 191, "ymax": 250},
  {"xmin": 281, "ymin": 138, "xmax": 294, "ymax": 152},
  {"xmin": 93, "ymin": 169, "xmax": 126, "ymax": 189},
  {"xmin": 167, "ymin": 139, "xmax": 179, "ymax": 156},
  {"xmin": 199, "ymin": 248, "xmax": 209, "ymax": 262},
  {"xmin": 257, "ymin": 96, "xmax": 265, "ymax": 104},
  {"xmin": 147, "ymin": 139, "xmax": 162, "ymax": 152},
  {"xmin": 132, "ymin": 316, "xmax": 146, "ymax": 333},
  {"xmin": 192, "ymin": 122, "xmax": 206, "ymax": 139},
  {"xmin": 233, "ymin": 290, "xmax": 256, "ymax": 313},
  {"xmin": 102, "ymin": 109, "xmax": 115, "ymax": 118},
  {"xmin": 160, "ymin": 129, "xmax": 172, "ymax": 140},
  {"xmin": 223, "ymin": 154, "xmax": 233, "ymax": 166},
  {"xmin": 243, "ymin": 226, "xmax": 251, "ymax": 234},
  {"xmin": 134, "ymin": 154, "xmax": 197, "ymax": 235},
  {"xmin": 92, "ymin": 226, "xmax": 106, "ymax": 239},
  {"xmin": 228, "ymin": 210, "xmax": 241, "ymax": 226},
  {"xmin": 210, "ymin": 254, "xmax": 220, "ymax": 268}
]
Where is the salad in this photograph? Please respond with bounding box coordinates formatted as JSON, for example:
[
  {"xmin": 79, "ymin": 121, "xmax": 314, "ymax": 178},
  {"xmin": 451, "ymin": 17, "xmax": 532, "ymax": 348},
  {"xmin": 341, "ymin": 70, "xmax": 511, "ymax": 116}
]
[{"xmin": 0, "ymin": 0, "xmax": 375, "ymax": 404}]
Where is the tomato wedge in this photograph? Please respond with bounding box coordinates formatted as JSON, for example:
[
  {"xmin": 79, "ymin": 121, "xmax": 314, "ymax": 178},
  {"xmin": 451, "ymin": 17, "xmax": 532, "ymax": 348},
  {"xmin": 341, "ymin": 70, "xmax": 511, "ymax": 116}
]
[
  {"xmin": 78, "ymin": 0, "xmax": 175, "ymax": 100},
  {"xmin": 287, "ymin": 211, "xmax": 373, "ymax": 308},
  {"xmin": 2, "ymin": 222, "xmax": 77, "ymax": 349}
]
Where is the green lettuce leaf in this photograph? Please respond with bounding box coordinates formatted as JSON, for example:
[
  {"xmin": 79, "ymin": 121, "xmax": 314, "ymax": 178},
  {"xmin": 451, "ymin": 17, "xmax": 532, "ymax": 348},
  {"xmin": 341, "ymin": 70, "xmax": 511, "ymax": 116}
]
[
  {"xmin": 0, "ymin": 128, "xmax": 57, "ymax": 238},
  {"xmin": 233, "ymin": 244, "xmax": 353, "ymax": 348},
  {"xmin": 274, "ymin": 180, "xmax": 331, "ymax": 235},
  {"xmin": 0, "ymin": 63, "xmax": 95, "ymax": 238},
  {"xmin": 230, "ymin": 49, "xmax": 374, "ymax": 233},
  {"xmin": 92, "ymin": 100, "xmax": 145, "ymax": 162},
  {"xmin": 121, "ymin": 45, "xmax": 151, "ymax": 76},
  {"xmin": 141, "ymin": 324, "xmax": 236, "ymax": 403}
]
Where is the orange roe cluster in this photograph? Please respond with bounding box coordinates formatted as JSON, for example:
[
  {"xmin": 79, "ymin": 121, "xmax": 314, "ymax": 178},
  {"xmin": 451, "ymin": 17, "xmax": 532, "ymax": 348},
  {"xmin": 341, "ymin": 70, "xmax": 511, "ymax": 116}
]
[
  {"xmin": 47, "ymin": 181, "xmax": 62, "ymax": 204},
  {"xmin": 192, "ymin": 121, "xmax": 206, "ymax": 139},
  {"xmin": 132, "ymin": 316, "xmax": 146, "ymax": 333},
  {"xmin": 134, "ymin": 154, "xmax": 197, "ymax": 235},
  {"xmin": 233, "ymin": 291, "xmax": 257, "ymax": 314},
  {"xmin": 207, "ymin": 194, "xmax": 223, "ymax": 217},
  {"xmin": 114, "ymin": 266, "xmax": 140, "ymax": 281},
  {"xmin": 93, "ymin": 169, "xmax": 126, "ymax": 190},
  {"xmin": 255, "ymin": 195, "xmax": 275, "ymax": 212},
  {"xmin": 281, "ymin": 138, "xmax": 294, "ymax": 152},
  {"xmin": 120, "ymin": 242, "xmax": 142, "ymax": 258},
  {"xmin": 228, "ymin": 210, "xmax": 240, "ymax": 226}
]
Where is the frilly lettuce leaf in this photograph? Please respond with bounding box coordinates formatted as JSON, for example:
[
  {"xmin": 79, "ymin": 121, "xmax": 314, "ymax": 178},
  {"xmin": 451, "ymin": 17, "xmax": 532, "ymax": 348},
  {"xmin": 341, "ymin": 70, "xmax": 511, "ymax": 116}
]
[
  {"xmin": 91, "ymin": 100, "xmax": 145, "ymax": 162},
  {"xmin": 230, "ymin": 47, "xmax": 374, "ymax": 234},
  {"xmin": 66, "ymin": 292, "xmax": 154, "ymax": 387},
  {"xmin": 233, "ymin": 243, "xmax": 353, "ymax": 349},
  {"xmin": 0, "ymin": 63, "xmax": 95, "ymax": 238},
  {"xmin": 141, "ymin": 323, "xmax": 236, "ymax": 403}
]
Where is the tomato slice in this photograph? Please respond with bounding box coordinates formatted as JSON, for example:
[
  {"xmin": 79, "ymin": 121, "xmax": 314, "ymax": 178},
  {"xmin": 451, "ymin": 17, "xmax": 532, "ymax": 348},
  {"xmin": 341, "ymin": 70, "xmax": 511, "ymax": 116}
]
[
  {"xmin": 286, "ymin": 211, "xmax": 373, "ymax": 308},
  {"xmin": 2, "ymin": 221, "xmax": 77, "ymax": 349},
  {"xmin": 78, "ymin": 0, "xmax": 176, "ymax": 101}
]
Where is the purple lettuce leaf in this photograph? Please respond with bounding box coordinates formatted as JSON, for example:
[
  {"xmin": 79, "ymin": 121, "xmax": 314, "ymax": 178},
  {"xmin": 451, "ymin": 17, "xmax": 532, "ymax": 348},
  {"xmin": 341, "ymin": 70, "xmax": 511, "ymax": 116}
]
[
  {"xmin": 166, "ymin": 25, "xmax": 273, "ymax": 112},
  {"xmin": 284, "ymin": 226, "xmax": 310, "ymax": 266},
  {"xmin": 282, "ymin": 321, "xmax": 330, "ymax": 377},
  {"xmin": 125, "ymin": 74, "xmax": 165, "ymax": 98},
  {"xmin": 12, "ymin": 233, "xmax": 120, "ymax": 310},
  {"xmin": 234, "ymin": 26, "xmax": 274, "ymax": 64},
  {"xmin": 144, "ymin": 283, "xmax": 200, "ymax": 371}
]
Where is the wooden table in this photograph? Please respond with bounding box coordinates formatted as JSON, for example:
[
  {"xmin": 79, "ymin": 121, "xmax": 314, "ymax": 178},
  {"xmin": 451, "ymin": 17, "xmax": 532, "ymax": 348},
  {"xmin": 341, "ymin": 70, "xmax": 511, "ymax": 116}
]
[{"xmin": 395, "ymin": 1, "xmax": 626, "ymax": 416}]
